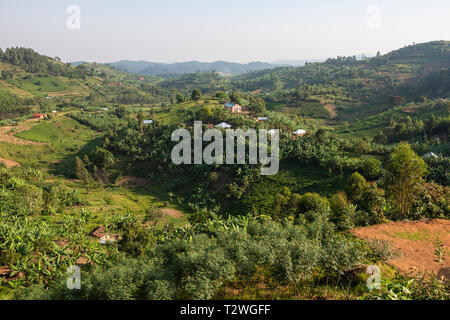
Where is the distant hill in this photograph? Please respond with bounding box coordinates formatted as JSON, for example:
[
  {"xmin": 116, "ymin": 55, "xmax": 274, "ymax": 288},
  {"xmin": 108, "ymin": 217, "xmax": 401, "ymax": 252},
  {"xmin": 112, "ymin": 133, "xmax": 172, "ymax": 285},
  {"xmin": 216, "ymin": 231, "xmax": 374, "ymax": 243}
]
[
  {"xmin": 87, "ymin": 56, "xmax": 375, "ymax": 76},
  {"xmin": 270, "ymin": 59, "xmax": 326, "ymax": 66},
  {"xmin": 107, "ymin": 60, "xmax": 276, "ymax": 77},
  {"xmin": 0, "ymin": 48, "xmax": 171, "ymax": 119},
  {"xmin": 71, "ymin": 61, "xmax": 88, "ymax": 67},
  {"xmin": 232, "ymin": 41, "xmax": 450, "ymax": 119},
  {"xmin": 236, "ymin": 41, "xmax": 449, "ymax": 92},
  {"xmin": 2, "ymin": 41, "xmax": 449, "ymax": 123}
]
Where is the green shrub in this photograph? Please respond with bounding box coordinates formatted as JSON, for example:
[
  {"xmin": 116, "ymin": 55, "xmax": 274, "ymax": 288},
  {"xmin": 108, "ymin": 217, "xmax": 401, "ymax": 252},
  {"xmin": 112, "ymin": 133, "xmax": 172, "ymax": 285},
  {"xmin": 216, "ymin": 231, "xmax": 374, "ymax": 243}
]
[
  {"xmin": 345, "ymin": 172, "xmax": 367, "ymax": 203},
  {"xmin": 329, "ymin": 192, "xmax": 355, "ymax": 231},
  {"xmin": 18, "ymin": 219, "xmax": 365, "ymax": 300},
  {"xmin": 361, "ymin": 158, "xmax": 382, "ymax": 180},
  {"xmin": 118, "ymin": 222, "xmax": 156, "ymax": 257},
  {"xmin": 296, "ymin": 193, "xmax": 330, "ymax": 217},
  {"xmin": 363, "ymin": 273, "xmax": 449, "ymax": 300}
]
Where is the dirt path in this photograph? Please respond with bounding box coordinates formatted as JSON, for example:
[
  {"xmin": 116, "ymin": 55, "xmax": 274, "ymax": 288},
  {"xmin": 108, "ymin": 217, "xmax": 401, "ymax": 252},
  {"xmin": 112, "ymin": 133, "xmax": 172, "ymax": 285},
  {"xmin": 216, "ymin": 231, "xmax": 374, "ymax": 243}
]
[
  {"xmin": 352, "ymin": 219, "xmax": 450, "ymax": 277},
  {"xmin": 0, "ymin": 118, "xmax": 46, "ymax": 146},
  {"xmin": 0, "ymin": 157, "xmax": 21, "ymax": 168},
  {"xmin": 324, "ymin": 104, "xmax": 337, "ymax": 118}
]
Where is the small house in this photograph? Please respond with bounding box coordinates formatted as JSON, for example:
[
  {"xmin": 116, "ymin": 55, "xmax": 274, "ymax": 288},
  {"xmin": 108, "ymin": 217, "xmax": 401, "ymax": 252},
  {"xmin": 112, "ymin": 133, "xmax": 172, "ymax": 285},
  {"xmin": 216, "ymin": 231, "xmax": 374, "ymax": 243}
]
[
  {"xmin": 432, "ymin": 137, "xmax": 441, "ymax": 143},
  {"xmin": 423, "ymin": 152, "xmax": 438, "ymax": 159},
  {"xmin": 33, "ymin": 113, "xmax": 45, "ymax": 119},
  {"xmin": 215, "ymin": 122, "xmax": 232, "ymax": 129},
  {"xmin": 89, "ymin": 227, "xmax": 120, "ymax": 245},
  {"xmin": 143, "ymin": 120, "xmax": 154, "ymax": 125},
  {"xmin": 224, "ymin": 102, "xmax": 242, "ymax": 113},
  {"xmin": 257, "ymin": 117, "xmax": 268, "ymax": 122},
  {"xmin": 293, "ymin": 129, "xmax": 307, "ymax": 136}
]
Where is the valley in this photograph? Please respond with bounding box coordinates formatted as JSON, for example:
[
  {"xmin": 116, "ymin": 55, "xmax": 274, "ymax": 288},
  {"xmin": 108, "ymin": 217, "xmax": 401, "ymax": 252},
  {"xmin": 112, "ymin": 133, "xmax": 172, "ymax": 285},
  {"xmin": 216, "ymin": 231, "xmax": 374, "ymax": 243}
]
[{"xmin": 0, "ymin": 42, "xmax": 448, "ymax": 301}]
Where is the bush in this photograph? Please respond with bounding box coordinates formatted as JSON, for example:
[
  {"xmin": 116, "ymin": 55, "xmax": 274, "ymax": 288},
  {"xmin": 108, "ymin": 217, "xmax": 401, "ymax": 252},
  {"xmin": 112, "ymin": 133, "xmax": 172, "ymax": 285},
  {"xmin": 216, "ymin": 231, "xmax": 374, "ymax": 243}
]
[
  {"xmin": 345, "ymin": 172, "xmax": 367, "ymax": 203},
  {"xmin": 365, "ymin": 239, "xmax": 398, "ymax": 263},
  {"xmin": 16, "ymin": 258, "xmax": 176, "ymax": 300},
  {"xmin": 409, "ymin": 183, "xmax": 450, "ymax": 219},
  {"xmin": 329, "ymin": 192, "xmax": 355, "ymax": 231},
  {"xmin": 118, "ymin": 222, "xmax": 156, "ymax": 257},
  {"xmin": 425, "ymin": 156, "xmax": 450, "ymax": 186},
  {"xmin": 363, "ymin": 273, "xmax": 449, "ymax": 300},
  {"xmin": 296, "ymin": 193, "xmax": 330, "ymax": 217},
  {"xmin": 18, "ymin": 219, "xmax": 365, "ymax": 300},
  {"xmin": 361, "ymin": 158, "xmax": 382, "ymax": 180}
]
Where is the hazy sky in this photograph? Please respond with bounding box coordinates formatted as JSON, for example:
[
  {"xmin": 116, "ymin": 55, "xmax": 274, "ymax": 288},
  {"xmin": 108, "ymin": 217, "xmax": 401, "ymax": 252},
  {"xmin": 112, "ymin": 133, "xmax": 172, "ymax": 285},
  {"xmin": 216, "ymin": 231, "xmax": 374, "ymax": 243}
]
[{"xmin": 1, "ymin": 0, "xmax": 449, "ymax": 63}]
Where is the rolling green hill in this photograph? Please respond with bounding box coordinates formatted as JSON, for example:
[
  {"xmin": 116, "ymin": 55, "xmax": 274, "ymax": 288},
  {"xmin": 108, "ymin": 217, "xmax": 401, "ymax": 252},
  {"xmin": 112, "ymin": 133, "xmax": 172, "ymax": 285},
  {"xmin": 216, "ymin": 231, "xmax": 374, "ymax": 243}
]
[
  {"xmin": 231, "ymin": 41, "xmax": 450, "ymax": 121},
  {"xmin": 0, "ymin": 48, "xmax": 172, "ymax": 119}
]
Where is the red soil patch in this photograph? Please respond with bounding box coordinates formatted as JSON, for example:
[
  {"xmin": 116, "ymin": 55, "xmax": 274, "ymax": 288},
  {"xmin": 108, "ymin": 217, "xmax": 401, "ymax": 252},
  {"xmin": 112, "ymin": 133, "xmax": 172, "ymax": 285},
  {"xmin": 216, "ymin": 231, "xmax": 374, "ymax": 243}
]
[
  {"xmin": 0, "ymin": 157, "xmax": 21, "ymax": 168},
  {"xmin": 161, "ymin": 208, "xmax": 184, "ymax": 219},
  {"xmin": 352, "ymin": 219, "xmax": 450, "ymax": 278},
  {"xmin": 76, "ymin": 257, "xmax": 90, "ymax": 267},
  {"xmin": 115, "ymin": 176, "xmax": 152, "ymax": 188}
]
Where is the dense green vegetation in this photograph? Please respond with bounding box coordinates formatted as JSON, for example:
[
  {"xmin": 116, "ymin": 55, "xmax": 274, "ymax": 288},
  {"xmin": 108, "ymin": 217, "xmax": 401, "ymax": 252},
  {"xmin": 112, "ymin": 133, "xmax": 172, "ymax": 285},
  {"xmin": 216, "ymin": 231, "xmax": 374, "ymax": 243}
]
[{"xmin": 0, "ymin": 42, "xmax": 448, "ymax": 301}]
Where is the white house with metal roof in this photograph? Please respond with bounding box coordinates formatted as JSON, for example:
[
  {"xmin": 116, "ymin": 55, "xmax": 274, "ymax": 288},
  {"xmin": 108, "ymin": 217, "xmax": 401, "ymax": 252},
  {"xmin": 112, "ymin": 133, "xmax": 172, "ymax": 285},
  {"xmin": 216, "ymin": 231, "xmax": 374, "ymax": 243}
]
[
  {"xmin": 215, "ymin": 122, "xmax": 232, "ymax": 129},
  {"xmin": 293, "ymin": 129, "xmax": 307, "ymax": 136}
]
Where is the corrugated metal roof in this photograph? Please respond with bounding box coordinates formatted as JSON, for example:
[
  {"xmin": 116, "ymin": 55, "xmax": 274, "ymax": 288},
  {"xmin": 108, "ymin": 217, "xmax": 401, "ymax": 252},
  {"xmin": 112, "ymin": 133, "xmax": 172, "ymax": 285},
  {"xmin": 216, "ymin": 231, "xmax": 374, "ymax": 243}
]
[{"xmin": 215, "ymin": 122, "xmax": 232, "ymax": 128}]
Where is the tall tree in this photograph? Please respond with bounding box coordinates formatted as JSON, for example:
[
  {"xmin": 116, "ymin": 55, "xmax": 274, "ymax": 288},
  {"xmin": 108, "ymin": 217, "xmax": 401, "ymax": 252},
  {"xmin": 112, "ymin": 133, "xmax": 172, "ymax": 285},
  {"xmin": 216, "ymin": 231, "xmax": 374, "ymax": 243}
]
[
  {"xmin": 215, "ymin": 91, "xmax": 228, "ymax": 102},
  {"xmin": 384, "ymin": 142, "xmax": 427, "ymax": 217},
  {"xmin": 345, "ymin": 172, "xmax": 367, "ymax": 203}
]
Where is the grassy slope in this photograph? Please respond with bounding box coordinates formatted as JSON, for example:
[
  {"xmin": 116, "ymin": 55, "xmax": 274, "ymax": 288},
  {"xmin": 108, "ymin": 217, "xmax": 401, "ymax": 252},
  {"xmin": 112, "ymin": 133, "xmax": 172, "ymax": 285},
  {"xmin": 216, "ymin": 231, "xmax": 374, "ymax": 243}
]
[
  {"xmin": 338, "ymin": 99, "xmax": 450, "ymax": 137},
  {"xmin": 2, "ymin": 114, "xmax": 190, "ymax": 227},
  {"xmin": 235, "ymin": 41, "xmax": 450, "ymax": 124}
]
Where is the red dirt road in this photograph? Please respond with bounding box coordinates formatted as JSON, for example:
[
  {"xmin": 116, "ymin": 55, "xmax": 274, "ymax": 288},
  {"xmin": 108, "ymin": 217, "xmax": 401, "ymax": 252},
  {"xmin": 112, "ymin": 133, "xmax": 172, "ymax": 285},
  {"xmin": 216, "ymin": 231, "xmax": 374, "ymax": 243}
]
[{"xmin": 352, "ymin": 219, "xmax": 449, "ymax": 276}]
